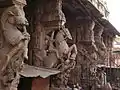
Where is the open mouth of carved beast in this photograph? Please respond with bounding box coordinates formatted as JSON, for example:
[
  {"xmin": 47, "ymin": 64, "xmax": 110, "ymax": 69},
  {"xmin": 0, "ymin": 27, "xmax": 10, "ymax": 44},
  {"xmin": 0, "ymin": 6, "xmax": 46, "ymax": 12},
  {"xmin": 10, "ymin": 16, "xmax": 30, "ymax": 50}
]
[{"xmin": 16, "ymin": 24, "xmax": 25, "ymax": 32}]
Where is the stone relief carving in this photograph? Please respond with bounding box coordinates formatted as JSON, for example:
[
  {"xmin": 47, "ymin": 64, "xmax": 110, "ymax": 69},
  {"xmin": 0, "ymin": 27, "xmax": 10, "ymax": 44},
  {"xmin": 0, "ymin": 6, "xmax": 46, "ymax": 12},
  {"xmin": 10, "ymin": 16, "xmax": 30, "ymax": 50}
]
[
  {"xmin": 54, "ymin": 26, "xmax": 77, "ymax": 70},
  {"xmin": 45, "ymin": 26, "xmax": 78, "ymax": 88},
  {"xmin": 0, "ymin": 3, "xmax": 29, "ymax": 90},
  {"xmin": 67, "ymin": 19, "xmax": 100, "ymax": 89},
  {"xmin": 43, "ymin": 26, "xmax": 78, "ymax": 69},
  {"xmin": 41, "ymin": 0, "xmax": 66, "ymax": 29},
  {"xmin": 42, "ymin": 0, "xmax": 77, "ymax": 88},
  {"xmin": 94, "ymin": 24, "xmax": 107, "ymax": 63},
  {"xmin": 31, "ymin": 23, "xmax": 46, "ymax": 67},
  {"xmin": 30, "ymin": 0, "xmax": 65, "ymax": 67},
  {"xmin": 27, "ymin": 0, "xmax": 78, "ymax": 89},
  {"xmin": 43, "ymin": 31, "xmax": 60, "ymax": 68},
  {"xmin": 30, "ymin": 0, "xmax": 77, "ymax": 69}
]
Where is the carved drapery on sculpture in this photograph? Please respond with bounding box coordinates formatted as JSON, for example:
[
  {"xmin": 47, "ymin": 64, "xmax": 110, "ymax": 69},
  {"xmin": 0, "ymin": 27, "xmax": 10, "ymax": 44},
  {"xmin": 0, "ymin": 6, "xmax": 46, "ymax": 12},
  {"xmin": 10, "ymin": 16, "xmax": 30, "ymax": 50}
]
[{"xmin": 0, "ymin": 0, "xmax": 29, "ymax": 90}]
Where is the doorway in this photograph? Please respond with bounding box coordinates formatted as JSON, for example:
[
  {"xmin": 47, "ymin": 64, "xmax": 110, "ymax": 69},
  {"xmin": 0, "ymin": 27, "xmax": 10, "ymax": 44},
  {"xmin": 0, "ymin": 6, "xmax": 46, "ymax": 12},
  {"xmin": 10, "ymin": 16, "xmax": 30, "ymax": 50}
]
[{"xmin": 18, "ymin": 77, "xmax": 32, "ymax": 90}]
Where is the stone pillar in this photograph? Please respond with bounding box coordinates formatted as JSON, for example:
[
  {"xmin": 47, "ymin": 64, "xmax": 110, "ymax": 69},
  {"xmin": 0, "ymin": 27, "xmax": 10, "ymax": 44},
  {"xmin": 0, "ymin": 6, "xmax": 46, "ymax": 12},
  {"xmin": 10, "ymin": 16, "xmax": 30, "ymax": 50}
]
[
  {"xmin": 28, "ymin": 0, "xmax": 66, "ymax": 67},
  {"xmin": 27, "ymin": 0, "xmax": 77, "ymax": 90},
  {"xmin": 102, "ymin": 32, "xmax": 114, "ymax": 66},
  {"xmin": 67, "ymin": 18, "xmax": 99, "ymax": 90},
  {"xmin": 0, "ymin": 0, "xmax": 29, "ymax": 90},
  {"xmin": 94, "ymin": 23, "xmax": 107, "ymax": 64}
]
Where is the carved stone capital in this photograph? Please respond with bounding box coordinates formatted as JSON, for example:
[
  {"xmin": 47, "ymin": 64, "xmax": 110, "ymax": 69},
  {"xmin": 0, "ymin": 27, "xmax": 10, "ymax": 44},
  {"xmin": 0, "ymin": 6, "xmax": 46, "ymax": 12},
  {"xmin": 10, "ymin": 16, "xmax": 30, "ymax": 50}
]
[
  {"xmin": 76, "ymin": 16, "xmax": 95, "ymax": 27},
  {"xmin": 94, "ymin": 23, "xmax": 104, "ymax": 37},
  {"xmin": 41, "ymin": 0, "xmax": 66, "ymax": 29},
  {"xmin": 77, "ymin": 19, "xmax": 96, "ymax": 46}
]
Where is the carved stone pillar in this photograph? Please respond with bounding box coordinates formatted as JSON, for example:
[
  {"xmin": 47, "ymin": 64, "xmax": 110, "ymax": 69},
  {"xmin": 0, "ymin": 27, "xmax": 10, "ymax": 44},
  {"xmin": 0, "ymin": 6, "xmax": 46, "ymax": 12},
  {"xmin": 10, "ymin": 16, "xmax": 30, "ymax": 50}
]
[
  {"xmin": 67, "ymin": 18, "xmax": 98, "ymax": 90},
  {"xmin": 28, "ymin": 0, "xmax": 77, "ymax": 89},
  {"xmin": 94, "ymin": 23, "xmax": 107, "ymax": 64},
  {"xmin": 0, "ymin": 0, "xmax": 29, "ymax": 90},
  {"xmin": 41, "ymin": 0, "xmax": 66, "ymax": 29},
  {"xmin": 102, "ymin": 32, "xmax": 114, "ymax": 66},
  {"xmin": 77, "ymin": 18, "xmax": 95, "ymax": 43},
  {"xmin": 28, "ymin": 0, "xmax": 66, "ymax": 67}
]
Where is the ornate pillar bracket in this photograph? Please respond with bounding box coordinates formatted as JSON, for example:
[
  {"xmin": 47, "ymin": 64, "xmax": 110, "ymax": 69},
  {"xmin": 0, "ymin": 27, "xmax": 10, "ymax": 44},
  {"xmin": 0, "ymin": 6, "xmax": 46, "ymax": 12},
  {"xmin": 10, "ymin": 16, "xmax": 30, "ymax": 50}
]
[
  {"xmin": 76, "ymin": 17, "xmax": 95, "ymax": 43},
  {"xmin": 76, "ymin": 17, "xmax": 98, "ymax": 52},
  {"xmin": 94, "ymin": 23, "xmax": 104, "ymax": 44},
  {"xmin": 41, "ymin": 0, "xmax": 66, "ymax": 30}
]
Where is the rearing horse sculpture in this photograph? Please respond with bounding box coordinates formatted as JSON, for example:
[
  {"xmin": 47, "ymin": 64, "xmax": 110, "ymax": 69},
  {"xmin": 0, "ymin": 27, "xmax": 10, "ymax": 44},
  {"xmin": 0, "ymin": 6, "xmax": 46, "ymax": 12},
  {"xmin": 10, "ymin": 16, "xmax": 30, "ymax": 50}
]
[
  {"xmin": 55, "ymin": 27, "xmax": 77, "ymax": 63},
  {"xmin": 0, "ymin": 5, "xmax": 30, "ymax": 73},
  {"xmin": 44, "ymin": 27, "xmax": 77, "ymax": 70}
]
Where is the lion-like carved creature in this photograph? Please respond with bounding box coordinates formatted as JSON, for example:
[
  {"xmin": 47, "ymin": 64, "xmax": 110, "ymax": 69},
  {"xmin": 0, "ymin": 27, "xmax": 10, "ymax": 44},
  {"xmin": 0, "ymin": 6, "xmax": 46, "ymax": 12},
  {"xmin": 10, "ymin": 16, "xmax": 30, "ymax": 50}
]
[
  {"xmin": 0, "ymin": 5, "xmax": 29, "ymax": 74},
  {"xmin": 0, "ymin": 4, "xmax": 30, "ymax": 90}
]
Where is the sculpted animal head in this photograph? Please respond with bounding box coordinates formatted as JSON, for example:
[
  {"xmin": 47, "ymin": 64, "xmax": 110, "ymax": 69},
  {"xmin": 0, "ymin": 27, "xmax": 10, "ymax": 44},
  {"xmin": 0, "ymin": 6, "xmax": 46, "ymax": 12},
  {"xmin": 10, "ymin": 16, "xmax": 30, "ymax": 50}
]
[
  {"xmin": 60, "ymin": 27, "xmax": 72, "ymax": 40},
  {"xmin": 1, "ymin": 5, "xmax": 28, "ymax": 30}
]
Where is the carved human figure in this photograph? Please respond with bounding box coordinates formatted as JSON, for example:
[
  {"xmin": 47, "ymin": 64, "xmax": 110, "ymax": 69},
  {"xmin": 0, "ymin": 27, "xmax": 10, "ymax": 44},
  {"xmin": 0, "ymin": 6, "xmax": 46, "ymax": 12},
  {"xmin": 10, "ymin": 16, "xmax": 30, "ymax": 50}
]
[{"xmin": 0, "ymin": 4, "xmax": 29, "ymax": 90}]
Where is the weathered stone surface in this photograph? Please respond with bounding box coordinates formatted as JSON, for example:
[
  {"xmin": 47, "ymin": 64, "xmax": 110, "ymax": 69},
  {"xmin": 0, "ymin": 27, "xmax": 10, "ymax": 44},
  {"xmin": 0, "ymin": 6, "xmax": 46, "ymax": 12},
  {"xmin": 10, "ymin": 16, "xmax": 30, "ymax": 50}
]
[
  {"xmin": 0, "ymin": 0, "xmax": 119, "ymax": 89},
  {"xmin": 0, "ymin": 0, "xmax": 29, "ymax": 89},
  {"xmin": 27, "ymin": 0, "xmax": 78, "ymax": 89}
]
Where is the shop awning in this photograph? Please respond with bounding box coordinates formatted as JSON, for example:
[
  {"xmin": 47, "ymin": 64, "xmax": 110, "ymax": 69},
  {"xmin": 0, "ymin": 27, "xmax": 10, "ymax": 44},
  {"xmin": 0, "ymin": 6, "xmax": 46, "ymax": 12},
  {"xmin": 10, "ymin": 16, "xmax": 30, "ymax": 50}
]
[{"xmin": 19, "ymin": 64, "xmax": 60, "ymax": 78}]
